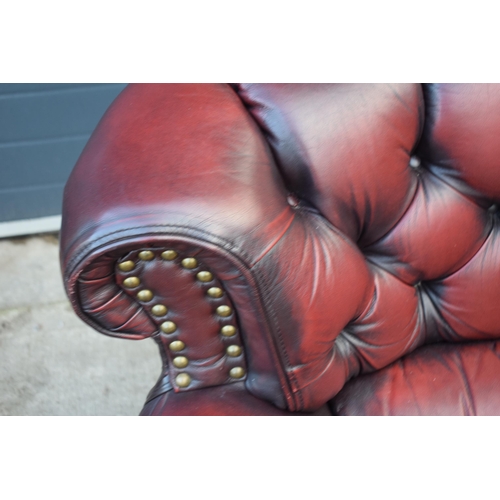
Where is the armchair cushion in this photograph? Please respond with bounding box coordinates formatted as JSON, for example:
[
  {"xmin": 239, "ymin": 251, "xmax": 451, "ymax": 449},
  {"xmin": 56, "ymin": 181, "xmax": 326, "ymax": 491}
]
[{"xmin": 332, "ymin": 341, "xmax": 500, "ymax": 416}]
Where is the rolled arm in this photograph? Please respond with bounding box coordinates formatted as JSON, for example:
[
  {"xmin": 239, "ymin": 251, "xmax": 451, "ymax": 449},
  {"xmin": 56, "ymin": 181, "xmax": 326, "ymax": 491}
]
[
  {"xmin": 60, "ymin": 83, "xmax": 299, "ymax": 411},
  {"xmin": 60, "ymin": 83, "xmax": 371, "ymax": 413}
]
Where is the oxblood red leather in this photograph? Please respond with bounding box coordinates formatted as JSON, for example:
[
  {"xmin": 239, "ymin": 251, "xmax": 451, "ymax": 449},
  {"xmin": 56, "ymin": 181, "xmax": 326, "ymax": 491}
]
[
  {"xmin": 332, "ymin": 341, "xmax": 500, "ymax": 416},
  {"xmin": 60, "ymin": 84, "xmax": 500, "ymax": 416},
  {"xmin": 141, "ymin": 382, "xmax": 331, "ymax": 416}
]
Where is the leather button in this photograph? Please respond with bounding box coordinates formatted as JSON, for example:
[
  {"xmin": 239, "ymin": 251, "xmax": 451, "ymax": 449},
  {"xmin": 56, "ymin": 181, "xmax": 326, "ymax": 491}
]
[
  {"xmin": 409, "ymin": 156, "xmax": 421, "ymax": 168},
  {"xmin": 287, "ymin": 194, "xmax": 299, "ymax": 207}
]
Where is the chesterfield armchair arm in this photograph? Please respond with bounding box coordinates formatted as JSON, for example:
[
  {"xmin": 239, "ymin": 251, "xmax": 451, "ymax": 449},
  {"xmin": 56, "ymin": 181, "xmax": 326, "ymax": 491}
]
[{"xmin": 60, "ymin": 83, "xmax": 500, "ymax": 416}]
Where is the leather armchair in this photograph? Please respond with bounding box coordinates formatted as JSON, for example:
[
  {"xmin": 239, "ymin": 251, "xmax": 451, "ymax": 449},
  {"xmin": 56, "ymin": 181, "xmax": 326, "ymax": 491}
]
[{"xmin": 60, "ymin": 83, "xmax": 500, "ymax": 415}]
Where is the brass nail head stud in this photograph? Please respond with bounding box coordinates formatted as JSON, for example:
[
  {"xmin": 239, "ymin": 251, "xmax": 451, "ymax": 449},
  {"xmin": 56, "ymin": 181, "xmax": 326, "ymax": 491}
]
[
  {"xmin": 216, "ymin": 305, "xmax": 232, "ymax": 317},
  {"xmin": 137, "ymin": 289, "xmax": 153, "ymax": 302},
  {"xmin": 161, "ymin": 250, "xmax": 178, "ymax": 261},
  {"xmin": 226, "ymin": 345, "xmax": 242, "ymax": 357},
  {"xmin": 207, "ymin": 287, "xmax": 224, "ymax": 298},
  {"xmin": 173, "ymin": 356, "xmax": 189, "ymax": 368},
  {"xmin": 118, "ymin": 260, "xmax": 135, "ymax": 272},
  {"xmin": 175, "ymin": 373, "xmax": 191, "ymax": 388},
  {"xmin": 138, "ymin": 250, "xmax": 155, "ymax": 261},
  {"xmin": 169, "ymin": 340, "xmax": 185, "ymax": 352},
  {"xmin": 221, "ymin": 325, "xmax": 236, "ymax": 337},
  {"xmin": 151, "ymin": 304, "xmax": 168, "ymax": 316},
  {"xmin": 160, "ymin": 321, "xmax": 177, "ymax": 334},
  {"xmin": 181, "ymin": 257, "xmax": 198, "ymax": 269},
  {"xmin": 229, "ymin": 367, "xmax": 245, "ymax": 379},
  {"xmin": 197, "ymin": 271, "xmax": 213, "ymax": 282},
  {"xmin": 123, "ymin": 277, "xmax": 140, "ymax": 288}
]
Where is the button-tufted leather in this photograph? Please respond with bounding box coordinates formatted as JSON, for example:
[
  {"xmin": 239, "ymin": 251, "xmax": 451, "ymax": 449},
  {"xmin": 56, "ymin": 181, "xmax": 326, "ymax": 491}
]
[
  {"xmin": 60, "ymin": 84, "xmax": 500, "ymax": 415},
  {"xmin": 332, "ymin": 341, "xmax": 500, "ymax": 416}
]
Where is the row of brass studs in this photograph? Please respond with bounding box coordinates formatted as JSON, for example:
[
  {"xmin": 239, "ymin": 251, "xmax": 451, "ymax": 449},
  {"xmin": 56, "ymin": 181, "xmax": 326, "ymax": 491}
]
[
  {"xmin": 120, "ymin": 252, "xmax": 176, "ymax": 324},
  {"xmin": 185, "ymin": 261, "xmax": 244, "ymax": 373},
  {"xmin": 117, "ymin": 248, "xmax": 246, "ymax": 388},
  {"xmin": 173, "ymin": 255, "xmax": 245, "ymax": 386},
  {"xmin": 118, "ymin": 249, "xmax": 179, "ymax": 273}
]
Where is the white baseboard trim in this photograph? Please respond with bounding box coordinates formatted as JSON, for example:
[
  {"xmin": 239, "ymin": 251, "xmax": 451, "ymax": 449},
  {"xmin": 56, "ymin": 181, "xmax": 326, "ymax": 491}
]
[{"xmin": 0, "ymin": 215, "xmax": 62, "ymax": 238}]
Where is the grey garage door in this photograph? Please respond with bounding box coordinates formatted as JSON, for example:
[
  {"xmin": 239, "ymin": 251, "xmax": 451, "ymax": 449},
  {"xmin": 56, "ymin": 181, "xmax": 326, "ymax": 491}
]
[{"xmin": 0, "ymin": 83, "xmax": 126, "ymax": 224}]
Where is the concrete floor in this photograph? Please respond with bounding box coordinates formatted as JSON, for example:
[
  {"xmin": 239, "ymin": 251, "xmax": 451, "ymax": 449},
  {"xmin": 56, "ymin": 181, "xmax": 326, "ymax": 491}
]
[{"xmin": 0, "ymin": 233, "xmax": 160, "ymax": 415}]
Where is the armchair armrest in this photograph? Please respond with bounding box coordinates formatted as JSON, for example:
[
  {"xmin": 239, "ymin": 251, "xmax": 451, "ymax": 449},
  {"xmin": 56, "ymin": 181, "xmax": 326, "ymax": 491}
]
[{"xmin": 60, "ymin": 83, "xmax": 371, "ymax": 413}]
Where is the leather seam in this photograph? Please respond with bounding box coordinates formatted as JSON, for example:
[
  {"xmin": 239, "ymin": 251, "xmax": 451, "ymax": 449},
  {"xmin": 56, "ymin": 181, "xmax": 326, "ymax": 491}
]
[
  {"xmin": 251, "ymin": 263, "xmax": 303, "ymax": 410},
  {"xmin": 65, "ymin": 223, "xmax": 255, "ymax": 280},
  {"xmin": 454, "ymin": 350, "xmax": 477, "ymax": 416}
]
